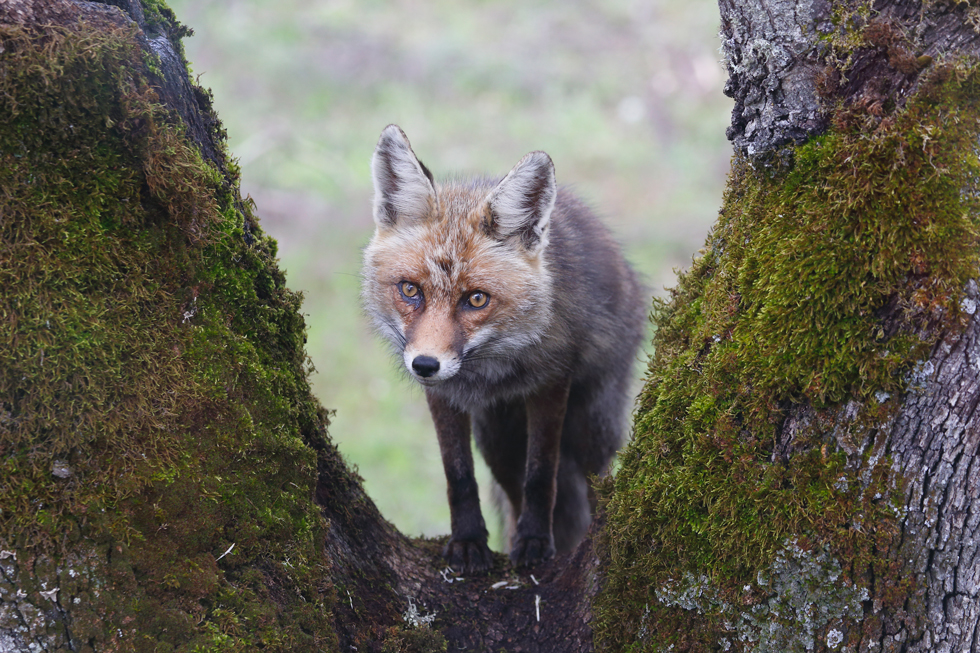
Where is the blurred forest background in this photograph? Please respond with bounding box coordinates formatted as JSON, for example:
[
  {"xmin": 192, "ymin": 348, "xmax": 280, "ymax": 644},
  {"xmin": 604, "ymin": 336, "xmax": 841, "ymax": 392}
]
[{"xmin": 167, "ymin": 0, "xmax": 733, "ymax": 549}]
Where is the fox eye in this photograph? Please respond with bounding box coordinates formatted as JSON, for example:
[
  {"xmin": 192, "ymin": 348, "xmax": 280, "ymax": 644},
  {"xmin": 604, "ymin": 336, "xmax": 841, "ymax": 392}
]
[
  {"xmin": 399, "ymin": 281, "xmax": 420, "ymax": 299},
  {"xmin": 467, "ymin": 291, "xmax": 489, "ymax": 309}
]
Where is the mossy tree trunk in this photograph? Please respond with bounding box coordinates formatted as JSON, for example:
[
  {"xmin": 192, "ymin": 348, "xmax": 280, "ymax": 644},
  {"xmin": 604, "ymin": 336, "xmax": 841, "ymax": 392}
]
[
  {"xmin": 0, "ymin": 1, "xmax": 594, "ymax": 652},
  {"xmin": 0, "ymin": 0, "xmax": 405, "ymax": 650},
  {"xmin": 595, "ymin": 1, "xmax": 980, "ymax": 652}
]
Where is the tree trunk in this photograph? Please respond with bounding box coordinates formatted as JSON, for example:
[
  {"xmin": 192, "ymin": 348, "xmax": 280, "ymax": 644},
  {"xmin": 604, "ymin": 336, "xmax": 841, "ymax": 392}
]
[{"xmin": 597, "ymin": 1, "xmax": 980, "ymax": 651}]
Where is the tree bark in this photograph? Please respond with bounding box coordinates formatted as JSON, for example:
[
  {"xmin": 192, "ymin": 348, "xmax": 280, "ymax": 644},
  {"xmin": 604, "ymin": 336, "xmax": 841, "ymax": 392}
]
[
  {"xmin": 722, "ymin": 0, "xmax": 980, "ymax": 156},
  {"xmin": 885, "ymin": 280, "xmax": 980, "ymax": 651},
  {"xmin": 597, "ymin": 1, "xmax": 980, "ymax": 651},
  {"xmin": 723, "ymin": 3, "xmax": 980, "ymax": 650}
]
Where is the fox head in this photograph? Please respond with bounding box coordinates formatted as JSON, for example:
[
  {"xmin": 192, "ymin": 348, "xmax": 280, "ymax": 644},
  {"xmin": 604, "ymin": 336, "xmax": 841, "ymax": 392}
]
[{"xmin": 362, "ymin": 124, "xmax": 556, "ymax": 387}]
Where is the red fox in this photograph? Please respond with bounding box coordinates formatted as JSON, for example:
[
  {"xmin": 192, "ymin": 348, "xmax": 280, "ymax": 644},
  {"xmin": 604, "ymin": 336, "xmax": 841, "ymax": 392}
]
[{"xmin": 362, "ymin": 125, "xmax": 646, "ymax": 572}]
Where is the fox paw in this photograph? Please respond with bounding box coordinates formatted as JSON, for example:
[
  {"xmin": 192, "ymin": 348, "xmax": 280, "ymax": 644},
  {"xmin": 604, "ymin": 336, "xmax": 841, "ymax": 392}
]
[
  {"xmin": 509, "ymin": 535, "xmax": 555, "ymax": 568},
  {"xmin": 443, "ymin": 537, "xmax": 494, "ymax": 575}
]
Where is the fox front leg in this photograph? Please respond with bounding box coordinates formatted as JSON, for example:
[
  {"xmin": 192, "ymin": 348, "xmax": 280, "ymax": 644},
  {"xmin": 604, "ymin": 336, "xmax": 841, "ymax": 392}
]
[
  {"xmin": 511, "ymin": 379, "xmax": 570, "ymax": 567},
  {"xmin": 426, "ymin": 390, "xmax": 494, "ymax": 574}
]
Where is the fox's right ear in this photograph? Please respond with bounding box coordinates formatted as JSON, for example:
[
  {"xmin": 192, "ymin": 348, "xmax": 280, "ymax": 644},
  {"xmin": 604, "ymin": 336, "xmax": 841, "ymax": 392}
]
[{"xmin": 371, "ymin": 125, "xmax": 436, "ymax": 228}]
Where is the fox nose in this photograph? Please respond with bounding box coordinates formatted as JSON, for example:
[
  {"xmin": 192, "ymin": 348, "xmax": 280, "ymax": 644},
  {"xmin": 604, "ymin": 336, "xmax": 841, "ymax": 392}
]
[{"xmin": 412, "ymin": 355, "xmax": 440, "ymax": 378}]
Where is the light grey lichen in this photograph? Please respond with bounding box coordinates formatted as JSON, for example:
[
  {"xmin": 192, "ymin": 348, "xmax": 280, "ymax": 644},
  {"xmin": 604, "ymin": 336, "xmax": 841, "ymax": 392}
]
[
  {"xmin": 961, "ymin": 296, "xmax": 977, "ymax": 316},
  {"xmin": 827, "ymin": 628, "xmax": 844, "ymax": 648},
  {"xmin": 0, "ymin": 543, "xmax": 121, "ymax": 651},
  {"xmin": 907, "ymin": 359, "xmax": 936, "ymax": 388},
  {"xmin": 651, "ymin": 539, "xmax": 867, "ymax": 653},
  {"xmin": 719, "ymin": 0, "xmax": 827, "ymax": 154},
  {"xmin": 402, "ymin": 596, "xmax": 437, "ymax": 629},
  {"xmin": 51, "ymin": 460, "xmax": 71, "ymax": 479}
]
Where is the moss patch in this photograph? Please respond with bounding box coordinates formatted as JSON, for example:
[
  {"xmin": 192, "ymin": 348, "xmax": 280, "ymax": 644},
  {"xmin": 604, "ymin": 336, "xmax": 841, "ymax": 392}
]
[
  {"xmin": 595, "ymin": 58, "xmax": 980, "ymax": 651},
  {"xmin": 0, "ymin": 13, "xmax": 337, "ymax": 651},
  {"xmin": 381, "ymin": 625, "xmax": 448, "ymax": 653}
]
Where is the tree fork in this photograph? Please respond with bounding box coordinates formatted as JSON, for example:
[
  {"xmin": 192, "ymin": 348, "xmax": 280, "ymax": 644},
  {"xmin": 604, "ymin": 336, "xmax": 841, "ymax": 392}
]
[{"xmin": 4, "ymin": 0, "xmax": 980, "ymax": 651}]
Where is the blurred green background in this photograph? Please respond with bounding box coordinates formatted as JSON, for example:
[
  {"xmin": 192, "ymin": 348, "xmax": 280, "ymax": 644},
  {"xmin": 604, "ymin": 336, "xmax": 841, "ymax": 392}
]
[{"xmin": 167, "ymin": 0, "xmax": 733, "ymax": 550}]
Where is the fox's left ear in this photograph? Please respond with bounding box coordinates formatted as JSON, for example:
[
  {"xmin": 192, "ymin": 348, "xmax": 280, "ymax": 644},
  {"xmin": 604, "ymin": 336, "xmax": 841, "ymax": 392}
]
[
  {"xmin": 486, "ymin": 151, "xmax": 556, "ymax": 256},
  {"xmin": 371, "ymin": 125, "xmax": 437, "ymax": 228}
]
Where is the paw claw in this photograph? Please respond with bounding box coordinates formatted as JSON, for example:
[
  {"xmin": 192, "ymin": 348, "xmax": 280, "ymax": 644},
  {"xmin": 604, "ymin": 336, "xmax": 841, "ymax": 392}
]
[
  {"xmin": 509, "ymin": 535, "xmax": 555, "ymax": 568},
  {"xmin": 443, "ymin": 537, "xmax": 493, "ymax": 575}
]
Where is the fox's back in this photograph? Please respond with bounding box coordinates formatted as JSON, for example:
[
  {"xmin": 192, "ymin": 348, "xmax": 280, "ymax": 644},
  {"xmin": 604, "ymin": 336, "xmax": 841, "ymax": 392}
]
[{"xmin": 543, "ymin": 190, "xmax": 646, "ymax": 381}]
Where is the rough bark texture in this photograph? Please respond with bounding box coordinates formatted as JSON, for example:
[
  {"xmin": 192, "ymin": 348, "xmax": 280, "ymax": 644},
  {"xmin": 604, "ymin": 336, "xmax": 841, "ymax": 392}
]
[
  {"xmin": 721, "ymin": 0, "xmax": 980, "ymax": 156},
  {"xmin": 772, "ymin": 278, "xmax": 980, "ymax": 652},
  {"xmin": 594, "ymin": 0, "xmax": 980, "ymax": 651},
  {"xmin": 884, "ymin": 280, "xmax": 980, "ymax": 651},
  {"xmin": 719, "ymin": 0, "xmax": 832, "ymax": 155}
]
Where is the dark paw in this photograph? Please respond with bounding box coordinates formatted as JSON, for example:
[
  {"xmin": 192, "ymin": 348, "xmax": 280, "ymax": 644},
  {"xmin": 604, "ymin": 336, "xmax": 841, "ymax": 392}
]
[
  {"xmin": 509, "ymin": 535, "xmax": 555, "ymax": 568},
  {"xmin": 443, "ymin": 537, "xmax": 494, "ymax": 575}
]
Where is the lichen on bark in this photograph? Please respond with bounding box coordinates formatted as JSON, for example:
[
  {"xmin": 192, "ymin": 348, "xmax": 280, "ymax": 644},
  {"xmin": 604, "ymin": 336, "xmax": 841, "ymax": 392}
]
[
  {"xmin": 720, "ymin": 0, "xmax": 831, "ymax": 155},
  {"xmin": 652, "ymin": 540, "xmax": 869, "ymax": 652}
]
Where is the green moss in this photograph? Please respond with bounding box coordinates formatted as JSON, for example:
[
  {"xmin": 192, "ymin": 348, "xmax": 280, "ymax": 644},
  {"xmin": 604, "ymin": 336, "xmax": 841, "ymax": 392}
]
[
  {"xmin": 596, "ymin": 58, "xmax": 980, "ymax": 651},
  {"xmin": 0, "ymin": 14, "xmax": 337, "ymax": 652},
  {"xmin": 141, "ymin": 0, "xmax": 187, "ymax": 37},
  {"xmin": 381, "ymin": 626, "xmax": 448, "ymax": 653}
]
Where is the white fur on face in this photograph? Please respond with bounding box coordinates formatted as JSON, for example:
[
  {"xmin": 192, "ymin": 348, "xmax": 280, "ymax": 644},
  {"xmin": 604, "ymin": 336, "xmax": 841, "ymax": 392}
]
[
  {"xmin": 486, "ymin": 151, "xmax": 556, "ymax": 255},
  {"xmin": 401, "ymin": 345, "xmax": 462, "ymax": 384},
  {"xmin": 371, "ymin": 125, "xmax": 436, "ymax": 228}
]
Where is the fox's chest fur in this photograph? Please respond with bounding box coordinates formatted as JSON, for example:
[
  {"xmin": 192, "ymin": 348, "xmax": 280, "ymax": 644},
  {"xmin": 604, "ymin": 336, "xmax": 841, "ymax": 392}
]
[{"xmin": 361, "ymin": 125, "xmax": 645, "ymax": 571}]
